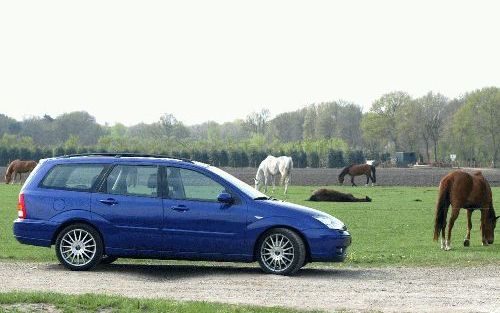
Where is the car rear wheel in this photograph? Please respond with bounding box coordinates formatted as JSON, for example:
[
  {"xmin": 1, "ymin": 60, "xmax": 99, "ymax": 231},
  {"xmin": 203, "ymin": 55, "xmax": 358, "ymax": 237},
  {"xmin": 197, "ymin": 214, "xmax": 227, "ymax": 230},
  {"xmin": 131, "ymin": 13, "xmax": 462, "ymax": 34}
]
[
  {"xmin": 257, "ymin": 228, "xmax": 306, "ymax": 275},
  {"xmin": 55, "ymin": 223, "xmax": 103, "ymax": 271}
]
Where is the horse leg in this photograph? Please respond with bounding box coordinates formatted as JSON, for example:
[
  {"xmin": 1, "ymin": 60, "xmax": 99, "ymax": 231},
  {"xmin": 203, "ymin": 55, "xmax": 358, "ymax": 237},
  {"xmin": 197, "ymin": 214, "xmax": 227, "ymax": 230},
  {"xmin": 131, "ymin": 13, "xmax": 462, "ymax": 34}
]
[
  {"xmin": 351, "ymin": 175, "xmax": 356, "ymax": 187},
  {"xmin": 264, "ymin": 173, "xmax": 269, "ymax": 193},
  {"xmin": 272, "ymin": 175, "xmax": 276, "ymax": 193},
  {"xmin": 284, "ymin": 175, "xmax": 289, "ymax": 195},
  {"xmin": 440, "ymin": 207, "xmax": 449, "ymax": 249},
  {"xmin": 445, "ymin": 207, "xmax": 460, "ymax": 251},
  {"xmin": 464, "ymin": 209, "xmax": 472, "ymax": 247},
  {"xmin": 480, "ymin": 208, "xmax": 490, "ymax": 246},
  {"xmin": 365, "ymin": 174, "xmax": 369, "ymax": 187}
]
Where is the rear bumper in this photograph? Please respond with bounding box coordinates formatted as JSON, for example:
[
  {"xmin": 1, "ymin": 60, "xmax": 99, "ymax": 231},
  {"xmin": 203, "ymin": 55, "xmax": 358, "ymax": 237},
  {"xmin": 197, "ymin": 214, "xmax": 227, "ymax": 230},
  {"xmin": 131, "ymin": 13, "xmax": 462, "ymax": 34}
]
[
  {"xmin": 303, "ymin": 228, "xmax": 351, "ymax": 262},
  {"xmin": 13, "ymin": 219, "xmax": 58, "ymax": 247}
]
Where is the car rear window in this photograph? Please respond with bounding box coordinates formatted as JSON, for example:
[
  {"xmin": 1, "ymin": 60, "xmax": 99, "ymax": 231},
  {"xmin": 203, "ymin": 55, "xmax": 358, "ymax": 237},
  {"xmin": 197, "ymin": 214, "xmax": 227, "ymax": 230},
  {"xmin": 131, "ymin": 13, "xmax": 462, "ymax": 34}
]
[{"xmin": 40, "ymin": 164, "xmax": 106, "ymax": 191}]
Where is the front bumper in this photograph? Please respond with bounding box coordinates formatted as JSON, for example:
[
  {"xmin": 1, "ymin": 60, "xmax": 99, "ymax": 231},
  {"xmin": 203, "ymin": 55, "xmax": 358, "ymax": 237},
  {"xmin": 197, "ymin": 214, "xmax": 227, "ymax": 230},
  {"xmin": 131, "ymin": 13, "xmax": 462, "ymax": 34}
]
[{"xmin": 303, "ymin": 228, "xmax": 351, "ymax": 262}]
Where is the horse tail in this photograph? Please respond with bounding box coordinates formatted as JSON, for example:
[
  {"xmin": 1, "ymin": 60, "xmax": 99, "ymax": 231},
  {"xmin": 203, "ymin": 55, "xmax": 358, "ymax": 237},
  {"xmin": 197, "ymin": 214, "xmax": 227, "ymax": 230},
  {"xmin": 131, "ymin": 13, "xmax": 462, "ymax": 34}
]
[
  {"xmin": 434, "ymin": 178, "xmax": 451, "ymax": 241},
  {"xmin": 370, "ymin": 165, "xmax": 376, "ymax": 183},
  {"xmin": 288, "ymin": 157, "xmax": 293, "ymax": 185}
]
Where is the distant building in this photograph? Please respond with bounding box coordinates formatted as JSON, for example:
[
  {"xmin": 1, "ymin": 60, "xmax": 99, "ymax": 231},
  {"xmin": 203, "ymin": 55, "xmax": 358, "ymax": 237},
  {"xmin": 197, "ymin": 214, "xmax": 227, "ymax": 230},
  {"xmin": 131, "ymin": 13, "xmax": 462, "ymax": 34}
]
[{"xmin": 395, "ymin": 152, "xmax": 416, "ymax": 167}]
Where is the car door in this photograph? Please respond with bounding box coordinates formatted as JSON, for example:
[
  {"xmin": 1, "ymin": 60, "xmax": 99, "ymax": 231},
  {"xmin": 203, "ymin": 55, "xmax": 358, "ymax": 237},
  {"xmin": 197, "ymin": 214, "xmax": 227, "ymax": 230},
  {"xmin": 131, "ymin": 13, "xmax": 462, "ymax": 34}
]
[
  {"xmin": 91, "ymin": 164, "xmax": 164, "ymax": 251},
  {"xmin": 161, "ymin": 166, "xmax": 247, "ymax": 256}
]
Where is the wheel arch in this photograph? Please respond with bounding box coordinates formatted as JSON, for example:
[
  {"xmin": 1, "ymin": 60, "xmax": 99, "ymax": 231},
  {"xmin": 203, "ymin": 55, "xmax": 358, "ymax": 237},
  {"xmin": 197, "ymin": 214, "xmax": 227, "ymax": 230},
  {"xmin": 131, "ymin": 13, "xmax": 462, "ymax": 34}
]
[
  {"xmin": 252, "ymin": 225, "xmax": 311, "ymax": 262},
  {"xmin": 51, "ymin": 219, "xmax": 106, "ymax": 254}
]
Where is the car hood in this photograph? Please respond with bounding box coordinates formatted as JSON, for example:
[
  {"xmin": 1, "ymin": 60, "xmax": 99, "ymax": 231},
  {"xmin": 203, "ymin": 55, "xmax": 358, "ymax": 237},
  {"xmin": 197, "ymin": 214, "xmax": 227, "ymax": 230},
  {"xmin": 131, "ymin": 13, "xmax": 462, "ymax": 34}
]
[{"xmin": 257, "ymin": 199, "xmax": 332, "ymax": 219}]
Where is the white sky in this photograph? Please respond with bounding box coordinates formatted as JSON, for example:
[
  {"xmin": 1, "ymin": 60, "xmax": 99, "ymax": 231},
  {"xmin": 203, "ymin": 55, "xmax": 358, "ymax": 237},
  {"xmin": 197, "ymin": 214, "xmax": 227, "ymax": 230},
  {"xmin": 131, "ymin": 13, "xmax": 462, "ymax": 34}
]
[{"xmin": 1, "ymin": 0, "xmax": 499, "ymax": 126}]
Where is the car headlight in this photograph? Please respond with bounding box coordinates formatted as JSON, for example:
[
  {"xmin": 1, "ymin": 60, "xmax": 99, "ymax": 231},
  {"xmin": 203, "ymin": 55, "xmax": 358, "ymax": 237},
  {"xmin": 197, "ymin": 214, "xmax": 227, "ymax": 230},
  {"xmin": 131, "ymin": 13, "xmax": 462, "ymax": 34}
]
[{"xmin": 313, "ymin": 215, "xmax": 345, "ymax": 230}]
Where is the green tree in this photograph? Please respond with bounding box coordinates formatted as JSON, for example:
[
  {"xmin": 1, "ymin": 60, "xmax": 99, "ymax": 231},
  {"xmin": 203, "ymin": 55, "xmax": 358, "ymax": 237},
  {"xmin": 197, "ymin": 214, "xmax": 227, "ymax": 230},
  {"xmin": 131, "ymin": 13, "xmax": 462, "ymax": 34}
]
[
  {"xmin": 455, "ymin": 87, "xmax": 500, "ymax": 167},
  {"xmin": 245, "ymin": 109, "xmax": 270, "ymax": 135},
  {"xmin": 361, "ymin": 112, "xmax": 388, "ymax": 154},
  {"xmin": 396, "ymin": 100, "xmax": 422, "ymax": 153},
  {"xmin": 417, "ymin": 92, "xmax": 448, "ymax": 162},
  {"xmin": 370, "ymin": 91, "xmax": 411, "ymax": 150},
  {"xmin": 302, "ymin": 105, "xmax": 317, "ymax": 140}
]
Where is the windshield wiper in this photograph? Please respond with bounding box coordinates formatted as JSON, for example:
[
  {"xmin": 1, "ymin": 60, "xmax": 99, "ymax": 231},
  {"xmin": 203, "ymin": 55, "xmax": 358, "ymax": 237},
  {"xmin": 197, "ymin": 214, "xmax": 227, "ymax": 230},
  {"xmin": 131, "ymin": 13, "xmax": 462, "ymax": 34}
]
[{"xmin": 254, "ymin": 196, "xmax": 271, "ymax": 200}]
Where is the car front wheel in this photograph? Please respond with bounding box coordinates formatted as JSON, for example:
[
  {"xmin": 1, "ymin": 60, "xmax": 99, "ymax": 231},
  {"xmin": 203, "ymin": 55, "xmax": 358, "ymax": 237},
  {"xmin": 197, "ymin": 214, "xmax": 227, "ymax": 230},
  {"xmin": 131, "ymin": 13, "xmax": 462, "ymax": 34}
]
[
  {"xmin": 55, "ymin": 223, "xmax": 103, "ymax": 271},
  {"xmin": 257, "ymin": 228, "xmax": 306, "ymax": 275}
]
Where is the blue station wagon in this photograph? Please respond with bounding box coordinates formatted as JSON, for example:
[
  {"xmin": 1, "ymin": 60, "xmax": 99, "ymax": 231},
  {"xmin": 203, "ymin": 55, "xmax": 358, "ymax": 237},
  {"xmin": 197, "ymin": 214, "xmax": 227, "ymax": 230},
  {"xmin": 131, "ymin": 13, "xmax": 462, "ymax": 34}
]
[{"xmin": 13, "ymin": 153, "xmax": 351, "ymax": 275}]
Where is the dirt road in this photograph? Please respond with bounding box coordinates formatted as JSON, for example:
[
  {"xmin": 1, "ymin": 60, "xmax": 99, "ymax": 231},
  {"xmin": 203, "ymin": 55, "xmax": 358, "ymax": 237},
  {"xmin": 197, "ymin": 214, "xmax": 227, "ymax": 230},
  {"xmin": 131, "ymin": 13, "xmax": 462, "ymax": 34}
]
[{"xmin": 1, "ymin": 261, "xmax": 498, "ymax": 313}]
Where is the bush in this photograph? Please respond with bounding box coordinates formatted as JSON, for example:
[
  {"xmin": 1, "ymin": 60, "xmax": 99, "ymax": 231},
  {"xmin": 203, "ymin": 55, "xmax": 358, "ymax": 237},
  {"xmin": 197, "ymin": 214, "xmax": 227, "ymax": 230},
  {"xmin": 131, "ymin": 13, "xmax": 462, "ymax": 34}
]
[
  {"xmin": 219, "ymin": 150, "xmax": 229, "ymax": 167},
  {"xmin": 327, "ymin": 149, "xmax": 345, "ymax": 168},
  {"xmin": 308, "ymin": 151, "xmax": 320, "ymax": 168},
  {"xmin": 346, "ymin": 150, "xmax": 365, "ymax": 165}
]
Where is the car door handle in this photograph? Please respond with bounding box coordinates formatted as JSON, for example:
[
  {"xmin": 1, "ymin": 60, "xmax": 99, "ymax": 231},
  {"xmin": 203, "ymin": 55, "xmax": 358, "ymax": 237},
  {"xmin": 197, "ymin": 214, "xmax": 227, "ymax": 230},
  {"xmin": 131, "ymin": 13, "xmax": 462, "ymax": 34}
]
[
  {"xmin": 99, "ymin": 198, "xmax": 118, "ymax": 206},
  {"xmin": 171, "ymin": 205, "xmax": 189, "ymax": 212}
]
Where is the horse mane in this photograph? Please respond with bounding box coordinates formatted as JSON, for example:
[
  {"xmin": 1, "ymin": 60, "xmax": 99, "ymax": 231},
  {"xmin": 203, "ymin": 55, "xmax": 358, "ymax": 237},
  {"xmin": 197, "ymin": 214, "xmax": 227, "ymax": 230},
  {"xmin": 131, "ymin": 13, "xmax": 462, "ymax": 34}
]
[
  {"xmin": 5, "ymin": 160, "xmax": 18, "ymax": 176},
  {"xmin": 255, "ymin": 166, "xmax": 265, "ymax": 181},
  {"xmin": 338, "ymin": 164, "xmax": 354, "ymax": 178}
]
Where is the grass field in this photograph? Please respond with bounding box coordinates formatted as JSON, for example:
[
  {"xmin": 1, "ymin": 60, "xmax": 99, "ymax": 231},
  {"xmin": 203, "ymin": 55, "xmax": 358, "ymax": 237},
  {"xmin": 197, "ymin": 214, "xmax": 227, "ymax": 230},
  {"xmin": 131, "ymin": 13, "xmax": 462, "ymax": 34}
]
[
  {"xmin": 0, "ymin": 292, "xmax": 320, "ymax": 313},
  {"xmin": 0, "ymin": 184, "xmax": 499, "ymax": 266}
]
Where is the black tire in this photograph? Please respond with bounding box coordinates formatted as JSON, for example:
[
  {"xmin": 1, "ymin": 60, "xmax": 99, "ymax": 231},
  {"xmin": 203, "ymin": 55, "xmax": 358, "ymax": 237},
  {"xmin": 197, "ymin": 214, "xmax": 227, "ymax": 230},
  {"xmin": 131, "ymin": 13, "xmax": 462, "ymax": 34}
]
[
  {"xmin": 55, "ymin": 223, "xmax": 103, "ymax": 271},
  {"xmin": 257, "ymin": 228, "xmax": 306, "ymax": 275},
  {"xmin": 100, "ymin": 255, "xmax": 118, "ymax": 265}
]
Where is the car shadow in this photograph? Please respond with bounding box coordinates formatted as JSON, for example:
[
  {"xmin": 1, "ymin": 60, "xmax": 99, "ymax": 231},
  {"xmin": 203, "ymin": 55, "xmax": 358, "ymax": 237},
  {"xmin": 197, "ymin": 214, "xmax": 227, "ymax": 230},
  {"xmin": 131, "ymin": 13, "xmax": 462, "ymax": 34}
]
[{"xmin": 45, "ymin": 262, "xmax": 371, "ymax": 281}]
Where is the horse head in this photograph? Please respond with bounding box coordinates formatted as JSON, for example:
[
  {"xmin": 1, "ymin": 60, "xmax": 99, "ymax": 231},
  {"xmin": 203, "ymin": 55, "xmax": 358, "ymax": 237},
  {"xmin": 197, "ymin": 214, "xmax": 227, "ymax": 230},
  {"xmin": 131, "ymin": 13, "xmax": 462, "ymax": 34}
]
[
  {"xmin": 338, "ymin": 175, "xmax": 344, "ymax": 185},
  {"xmin": 4, "ymin": 173, "xmax": 11, "ymax": 184},
  {"xmin": 254, "ymin": 177, "xmax": 261, "ymax": 190},
  {"xmin": 483, "ymin": 210, "xmax": 498, "ymax": 244}
]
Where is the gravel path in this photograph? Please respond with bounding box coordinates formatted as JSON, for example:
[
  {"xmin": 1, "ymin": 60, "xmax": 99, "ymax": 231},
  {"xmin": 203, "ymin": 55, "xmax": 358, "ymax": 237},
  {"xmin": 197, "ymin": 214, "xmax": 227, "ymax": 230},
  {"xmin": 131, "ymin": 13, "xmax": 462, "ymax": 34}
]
[{"xmin": 1, "ymin": 262, "xmax": 499, "ymax": 313}]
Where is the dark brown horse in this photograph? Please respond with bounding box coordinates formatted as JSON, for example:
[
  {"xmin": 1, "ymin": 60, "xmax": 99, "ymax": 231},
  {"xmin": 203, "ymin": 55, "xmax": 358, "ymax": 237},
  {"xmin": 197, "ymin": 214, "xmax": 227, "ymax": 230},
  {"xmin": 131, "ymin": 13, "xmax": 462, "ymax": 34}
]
[
  {"xmin": 309, "ymin": 188, "xmax": 371, "ymax": 202},
  {"xmin": 338, "ymin": 164, "xmax": 376, "ymax": 186},
  {"xmin": 433, "ymin": 170, "xmax": 498, "ymax": 250},
  {"xmin": 4, "ymin": 159, "xmax": 38, "ymax": 184}
]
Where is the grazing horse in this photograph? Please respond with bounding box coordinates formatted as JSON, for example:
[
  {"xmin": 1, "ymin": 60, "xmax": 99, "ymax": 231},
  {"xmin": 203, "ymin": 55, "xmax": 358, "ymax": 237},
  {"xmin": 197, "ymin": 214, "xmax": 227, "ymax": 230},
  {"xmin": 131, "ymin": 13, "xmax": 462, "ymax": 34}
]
[
  {"xmin": 309, "ymin": 188, "xmax": 371, "ymax": 202},
  {"xmin": 5, "ymin": 159, "xmax": 38, "ymax": 184},
  {"xmin": 255, "ymin": 155, "xmax": 293, "ymax": 194},
  {"xmin": 338, "ymin": 164, "xmax": 376, "ymax": 186},
  {"xmin": 433, "ymin": 170, "xmax": 498, "ymax": 250}
]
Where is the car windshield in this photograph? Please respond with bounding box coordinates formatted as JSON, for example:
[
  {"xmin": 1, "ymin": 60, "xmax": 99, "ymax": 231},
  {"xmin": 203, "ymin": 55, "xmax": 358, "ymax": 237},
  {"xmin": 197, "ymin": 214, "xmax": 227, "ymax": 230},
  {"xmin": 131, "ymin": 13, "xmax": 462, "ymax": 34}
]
[{"xmin": 207, "ymin": 166, "xmax": 268, "ymax": 199}]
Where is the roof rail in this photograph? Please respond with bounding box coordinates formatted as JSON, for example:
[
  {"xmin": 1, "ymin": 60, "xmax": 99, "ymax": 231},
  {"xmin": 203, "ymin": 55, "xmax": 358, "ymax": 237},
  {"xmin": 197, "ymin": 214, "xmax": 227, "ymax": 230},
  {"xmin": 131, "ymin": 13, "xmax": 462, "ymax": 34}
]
[{"xmin": 59, "ymin": 153, "xmax": 193, "ymax": 163}]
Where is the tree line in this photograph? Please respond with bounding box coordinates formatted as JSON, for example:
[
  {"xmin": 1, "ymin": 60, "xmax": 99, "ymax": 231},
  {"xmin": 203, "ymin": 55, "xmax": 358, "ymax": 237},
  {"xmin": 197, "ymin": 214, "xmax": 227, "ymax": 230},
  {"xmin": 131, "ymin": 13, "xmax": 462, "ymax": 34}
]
[
  {"xmin": 0, "ymin": 86, "xmax": 498, "ymax": 167},
  {"xmin": 0, "ymin": 145, "xmax": 366, "ymax": 169}
]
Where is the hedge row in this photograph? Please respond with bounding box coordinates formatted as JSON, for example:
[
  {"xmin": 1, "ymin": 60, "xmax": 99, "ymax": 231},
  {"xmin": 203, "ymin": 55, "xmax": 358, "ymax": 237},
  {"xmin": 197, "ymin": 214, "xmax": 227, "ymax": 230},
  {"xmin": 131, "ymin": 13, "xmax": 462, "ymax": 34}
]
[{"xmin": 0, "ymin": 146, "xmax": 367, "ymax": 168}]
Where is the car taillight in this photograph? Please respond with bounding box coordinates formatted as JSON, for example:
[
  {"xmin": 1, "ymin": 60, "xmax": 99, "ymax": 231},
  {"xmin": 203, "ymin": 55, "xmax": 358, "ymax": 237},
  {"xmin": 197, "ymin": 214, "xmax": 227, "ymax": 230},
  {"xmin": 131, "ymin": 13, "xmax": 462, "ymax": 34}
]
[{"xmin": 18, "ymin": 193, "xmax": 26, "ymax": 219}]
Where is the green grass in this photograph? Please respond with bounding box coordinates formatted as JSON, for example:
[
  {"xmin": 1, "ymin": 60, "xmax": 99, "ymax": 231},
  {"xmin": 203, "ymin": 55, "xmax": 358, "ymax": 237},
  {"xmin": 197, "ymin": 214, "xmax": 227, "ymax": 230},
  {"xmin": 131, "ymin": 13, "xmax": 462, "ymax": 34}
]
[
  {"xmin": 0, "ymin": 291, "xmax": 322, "ymax": 313},
  {"xmin": 1, "ymin": 184, "xmax": 499, "ymax": 266}
]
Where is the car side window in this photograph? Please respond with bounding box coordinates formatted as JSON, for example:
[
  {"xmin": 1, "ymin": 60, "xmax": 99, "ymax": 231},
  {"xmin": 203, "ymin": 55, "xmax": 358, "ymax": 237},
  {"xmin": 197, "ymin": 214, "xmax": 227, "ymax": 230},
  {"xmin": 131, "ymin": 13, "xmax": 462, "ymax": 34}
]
[
  {"xmin": 104, "ymin": 165, "xmax": 158, "ymax": 198},
  {"xmin": 165, "ymin": 167, "xmax": 226, "ymax": 202},
  {"xmin": 41, "ymin": 164, "xmax": 105, "ymax": 191}
]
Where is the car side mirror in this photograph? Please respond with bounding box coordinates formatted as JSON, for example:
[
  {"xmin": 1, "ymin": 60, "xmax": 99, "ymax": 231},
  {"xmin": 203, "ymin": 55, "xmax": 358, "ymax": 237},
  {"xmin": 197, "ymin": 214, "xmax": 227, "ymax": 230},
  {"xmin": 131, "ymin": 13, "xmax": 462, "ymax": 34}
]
[{"xmin": 217, "ymin": 192, "xmax": 234, "ymax": 204}]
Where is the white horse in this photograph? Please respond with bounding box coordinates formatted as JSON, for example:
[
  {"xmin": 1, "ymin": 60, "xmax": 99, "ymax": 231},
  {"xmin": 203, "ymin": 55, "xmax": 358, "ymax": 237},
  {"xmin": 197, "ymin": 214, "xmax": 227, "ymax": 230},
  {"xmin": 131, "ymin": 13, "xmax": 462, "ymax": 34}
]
[{"xmin": 254, "ymin": 155, "xmax": 293, "ymax": 194}]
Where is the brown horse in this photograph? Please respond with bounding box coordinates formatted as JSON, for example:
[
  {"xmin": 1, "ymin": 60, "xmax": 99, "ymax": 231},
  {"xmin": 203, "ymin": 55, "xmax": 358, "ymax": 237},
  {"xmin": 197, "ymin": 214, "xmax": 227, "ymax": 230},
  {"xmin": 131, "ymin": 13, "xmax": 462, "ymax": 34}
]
[
  {"xmin": 4, "ymin": 159, "xmax": 38, "ymax": 184},
  {"xmin": 309, "ymin": 188, "xmax": 371, "ymax": 202},
  {"xmin": 433, "ymin": 170, "xmax": 498, "ymax": 250},
  {"xmin": 338, "ymin": 164, "xmax": 376, "ymax": 186}
]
